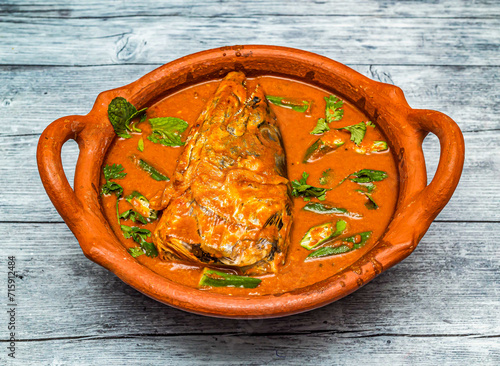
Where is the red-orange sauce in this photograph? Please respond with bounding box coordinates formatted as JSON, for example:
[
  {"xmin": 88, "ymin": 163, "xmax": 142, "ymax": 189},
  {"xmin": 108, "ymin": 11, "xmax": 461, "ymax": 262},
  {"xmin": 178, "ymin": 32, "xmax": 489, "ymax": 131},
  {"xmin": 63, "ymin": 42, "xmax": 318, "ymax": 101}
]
[{"xmin": 100, "ymin": 76, "xmax": 399, "ymax": 296}]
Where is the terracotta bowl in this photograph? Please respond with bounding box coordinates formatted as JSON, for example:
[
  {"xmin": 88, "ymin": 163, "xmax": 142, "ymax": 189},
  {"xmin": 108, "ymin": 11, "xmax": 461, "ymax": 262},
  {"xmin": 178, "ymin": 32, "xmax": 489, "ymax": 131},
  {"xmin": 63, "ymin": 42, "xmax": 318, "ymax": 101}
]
[{"xmin": 37, "ymin": 46, "xmax": 464, "ymax": 318}]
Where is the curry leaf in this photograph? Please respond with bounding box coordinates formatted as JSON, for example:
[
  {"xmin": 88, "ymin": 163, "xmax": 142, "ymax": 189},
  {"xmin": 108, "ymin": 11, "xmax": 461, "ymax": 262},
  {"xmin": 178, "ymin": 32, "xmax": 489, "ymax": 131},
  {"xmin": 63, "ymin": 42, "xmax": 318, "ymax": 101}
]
[
  {"xmin": 340, "ymin": 169, "xmax": 388, "ymax": 185},
  {"xmin": 266, "ymin": 96, "xmax": 310, "ymax": 113},
  {"xmin": 148, "ymin": 117, "xmax": 188, "ymax": 147},
  {"xmin": 302, "ymin": 202, "xmax": 348, "ymax": 215},
  {"xmin": 136, "ymin": 159, "xmax": 169, "ymax": 181}
]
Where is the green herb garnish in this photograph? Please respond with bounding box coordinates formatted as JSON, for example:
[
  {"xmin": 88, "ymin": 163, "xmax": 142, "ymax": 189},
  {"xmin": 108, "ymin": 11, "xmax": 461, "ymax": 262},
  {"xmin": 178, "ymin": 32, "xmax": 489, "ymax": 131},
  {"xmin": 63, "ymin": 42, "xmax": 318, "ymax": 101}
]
[
  {"xmin": 339, "ymin": 169, "xmax": 388, "ymax": 185},
  {"xmin": 101, "ymin": 164, "xmax": 126, "ymax": 196},
  {"xmin": 107, "ymin": 97, "xmax": 147, "ymax": 138},
  {"xmin": 127, "ymin": 247, "xmax": 145, "ymax": 258},
  {"xmin": 121, "ymin": 225, "xmax": 158, "ymax": 258},
  {"xmin": 198, "ymin": 268, "xmax": 262, "ymax": 289},
  {"xmin": 266, "ymin": 96, "xmax": 310, "ymax": 113},
  {"xmin": 148, "ymin": 117, "xmax": 188, "ymax": 146},
  {"xmin": 135, "ymin": 158, "xmax": 169, "ymax": 181},
  {"xmin": 137, "ymin": 137, "xmax": 145, "ymax": 152},
  {"xmin": 356, "ymin": 191, "xmax": 379, "ymax": 210},
  {"xmin": 324, "ymin": 95, "xmax": 344, "ymax": 123},
  {"xmin": 119, "ymin": 209, "xmax": 148, "ymax": 225},
  {"xmin": 306, "ymin": 231, "xmax": 372, "ymax": 260},
  {"xmin": 340, "ymin": 121, "xmax": 367, "ymax": 146},
  {"xmin": 302, "ymin": 202, "xmax": 348, "ymax": 215},
  {"xmin": 291, "ymin": 172, "xmax": 329, "ymax": 201},
  {"xmin": 310, "ymin": 118, "xmax": 330, "ymax": 135}
]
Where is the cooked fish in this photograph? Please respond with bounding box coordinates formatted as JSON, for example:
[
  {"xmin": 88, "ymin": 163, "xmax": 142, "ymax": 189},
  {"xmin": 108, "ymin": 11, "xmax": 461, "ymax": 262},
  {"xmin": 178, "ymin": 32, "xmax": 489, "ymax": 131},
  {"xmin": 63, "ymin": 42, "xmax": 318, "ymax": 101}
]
[{"xmin": 151, "ymin": 72, "xmax": 292, "ymax": 274}]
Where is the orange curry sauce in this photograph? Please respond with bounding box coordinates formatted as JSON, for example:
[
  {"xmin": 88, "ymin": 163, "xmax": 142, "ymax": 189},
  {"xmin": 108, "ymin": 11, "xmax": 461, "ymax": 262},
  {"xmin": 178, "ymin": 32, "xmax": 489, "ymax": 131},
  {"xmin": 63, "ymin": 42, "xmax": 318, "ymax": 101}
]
[{"xmin": 100, "ymin": 76, "xmax": 399, "ymax": 296}]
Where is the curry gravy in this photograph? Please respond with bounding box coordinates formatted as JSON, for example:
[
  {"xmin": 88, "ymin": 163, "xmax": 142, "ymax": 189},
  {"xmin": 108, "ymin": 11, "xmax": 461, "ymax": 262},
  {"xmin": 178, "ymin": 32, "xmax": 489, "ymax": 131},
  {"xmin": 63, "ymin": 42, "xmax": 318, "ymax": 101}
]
[{"xmin": 100, "ymin": 76, "xmax": 399, "ymax": 296}]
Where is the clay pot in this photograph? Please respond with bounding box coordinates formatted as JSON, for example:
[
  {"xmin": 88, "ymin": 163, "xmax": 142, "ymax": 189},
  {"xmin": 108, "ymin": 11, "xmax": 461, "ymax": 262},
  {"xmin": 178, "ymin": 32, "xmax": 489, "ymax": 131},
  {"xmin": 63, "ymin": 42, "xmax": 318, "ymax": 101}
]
[{"xmin": 37, "ymin": 46, "xmax": 464, "ymax": 318}]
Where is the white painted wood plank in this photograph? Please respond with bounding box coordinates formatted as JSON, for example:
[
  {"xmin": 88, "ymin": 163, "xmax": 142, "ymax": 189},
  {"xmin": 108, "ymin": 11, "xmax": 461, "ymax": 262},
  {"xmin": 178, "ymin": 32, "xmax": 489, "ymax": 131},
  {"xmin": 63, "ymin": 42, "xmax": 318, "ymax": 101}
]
[
  {"xmin": 1, "ymin": 222, "xmax": 498, "ymax": 341},
  {"xmin": 1, "ymin": 64, "xmax": 498, "ymax": 136},
  {"xmin": 2, "ymin": 0, "xmax": 499, "ymax": 19},
  {"xmin": 0, "ymin": 130, "xmax": 497, "ymax": 222},
  {"xmin": 1, "ymin": 16, "xmax": 498, "ymax": 66}
]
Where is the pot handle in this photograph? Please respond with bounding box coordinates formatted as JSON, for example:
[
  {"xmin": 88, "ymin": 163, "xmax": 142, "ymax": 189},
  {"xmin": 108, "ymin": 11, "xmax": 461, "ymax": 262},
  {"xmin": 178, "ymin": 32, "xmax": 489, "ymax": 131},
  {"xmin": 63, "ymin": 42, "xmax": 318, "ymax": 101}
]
[
  {"xmin": 409, "ymin": 109, "xmax": 465, "ymax": 230},
  {"xmin": 37, "ymin": 116, "xmax": 88, "ymax": 227}
]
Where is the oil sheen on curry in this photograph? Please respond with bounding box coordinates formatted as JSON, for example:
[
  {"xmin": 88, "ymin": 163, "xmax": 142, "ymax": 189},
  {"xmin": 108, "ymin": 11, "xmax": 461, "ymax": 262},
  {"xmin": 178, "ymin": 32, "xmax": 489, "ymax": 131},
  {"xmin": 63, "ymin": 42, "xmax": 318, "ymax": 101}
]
[{"xmin": 100, "ymin": 72, "xmax": 398, "ymax": 295}]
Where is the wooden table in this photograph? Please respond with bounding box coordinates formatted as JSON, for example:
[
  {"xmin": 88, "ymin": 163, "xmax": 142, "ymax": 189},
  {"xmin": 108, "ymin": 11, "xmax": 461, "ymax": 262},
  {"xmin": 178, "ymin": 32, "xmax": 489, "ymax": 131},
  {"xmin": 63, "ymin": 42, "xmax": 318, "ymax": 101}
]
[{"xmin": 1, "ymin": 1, "xmax": 499, "ymax": 364}]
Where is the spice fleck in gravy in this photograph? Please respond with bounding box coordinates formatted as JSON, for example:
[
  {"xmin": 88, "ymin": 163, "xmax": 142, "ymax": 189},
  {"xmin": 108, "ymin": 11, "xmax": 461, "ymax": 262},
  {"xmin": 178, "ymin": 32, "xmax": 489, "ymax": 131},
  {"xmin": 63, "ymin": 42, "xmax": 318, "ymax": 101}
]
[{"xmin": 100, "ymin": 75, "xmax": 398, "ymax": 296}]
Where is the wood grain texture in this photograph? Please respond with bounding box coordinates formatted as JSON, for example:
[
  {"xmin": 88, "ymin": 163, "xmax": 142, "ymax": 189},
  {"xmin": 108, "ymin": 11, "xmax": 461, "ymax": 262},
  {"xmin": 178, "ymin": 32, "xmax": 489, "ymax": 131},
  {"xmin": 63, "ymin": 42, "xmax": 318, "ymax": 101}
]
[
  {"xmin": 1, "ymin": 130, "xmax": 498, "ymax": 223},
  {"xmin": 2, "ymin": 0, "xmax": 499, "ymax": 19},
  {"xmin": 6, "ymin": 336, "xmax": 500, "ymax": 365},
  {"xmin": 1, "ymin": 64, "xmax": 498, "ymax": 136},
  {"xmin": 1, "ymin": 222, "xmax": 498, "ymax": 337},
  {"xmin": 1, "ymin": 16, "xmax": 499, "ymax": 66},
  {"xmin": 1, "ymin": 0, "xmax": 499, "ymax": 364}
]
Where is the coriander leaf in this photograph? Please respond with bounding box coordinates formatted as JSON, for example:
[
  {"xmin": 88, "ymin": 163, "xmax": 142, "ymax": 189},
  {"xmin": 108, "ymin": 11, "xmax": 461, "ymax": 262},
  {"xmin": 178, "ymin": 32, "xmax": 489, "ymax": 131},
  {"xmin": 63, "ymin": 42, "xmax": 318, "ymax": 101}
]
[
  {"xmin": 128, "ymin": 247, "xmax": 144, "ymax": 258},
  {"xmin": 366, "ymin": 121, "xmax": 376, "ymax": 128},
  {"xmin": 141, "ymin": 241, "xmax": 158, "ymax": 257},
  {"xmin": 101, "ymin": 181, "xmax": 123, "ymax": 197},
  {"xmin": 341, "ymin": 121, "xmax": 367, "ymax": 145},
  {"xmin": 121, "ymin": 225, "xmax": 158, "ymax": 257},
  {"xmin": 148, "ymin": 117, "xmax": 188, "ymax": 147},
  {"xmin": 291, "ymin": 172, "xmax": 329, "ymax": 201},
  {"xmin": 266, "ymin": 95, "xmax": 310, "ymax": 113},
  {"xmin": 324, "ymin": 95, "xmax": 344, "ymax": 123},
  {"xmin": 101, "ymin": 164, "xmax": 126, "ymax": 196},
  {"xmin": 103, "ymin": 164, "xmax": 126, "ymax": 181},
  {"xmin": 310, "ymin": 118, "xmax": 330, "ymax": 135},
  {"xmin": 108, "ymin": 97, "xmax": 147, "ymax": 138}
]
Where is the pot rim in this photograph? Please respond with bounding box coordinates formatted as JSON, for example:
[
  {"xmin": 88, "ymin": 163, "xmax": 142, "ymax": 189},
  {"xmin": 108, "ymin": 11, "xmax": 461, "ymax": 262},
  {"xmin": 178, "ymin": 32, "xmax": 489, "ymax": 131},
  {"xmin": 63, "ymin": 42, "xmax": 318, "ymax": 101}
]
[{"xmin": 37, "ymin": 45, "xmax": 464, "ymax": 318}]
